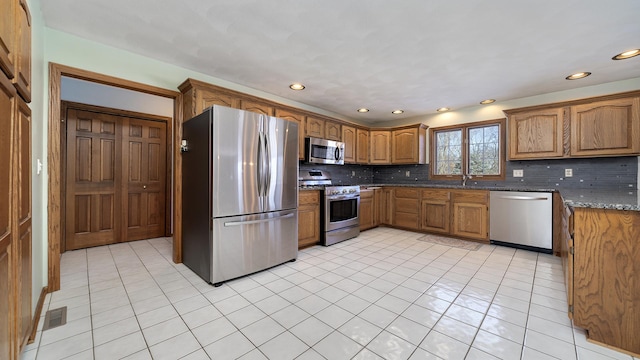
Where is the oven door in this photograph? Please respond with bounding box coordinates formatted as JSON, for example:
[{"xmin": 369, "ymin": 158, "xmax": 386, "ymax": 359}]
[{"xmin": 325, "ymin": 195, "xmax": 360, "ymax": 231}]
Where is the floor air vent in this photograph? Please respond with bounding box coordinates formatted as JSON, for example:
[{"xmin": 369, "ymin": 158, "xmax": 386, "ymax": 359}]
[{"xmin": 42, "ymin": 307, "xmax": 67, "ymax": 331}]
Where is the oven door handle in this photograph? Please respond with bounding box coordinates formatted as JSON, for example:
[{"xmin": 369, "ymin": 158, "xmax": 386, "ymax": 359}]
[{"xmin": 327, "ymin": 195, "xmax": 360, "ymax": 201}]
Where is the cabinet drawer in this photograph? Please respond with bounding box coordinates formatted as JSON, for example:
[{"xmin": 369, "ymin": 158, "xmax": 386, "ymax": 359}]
[
  {"xmin": 360, "ymin": 189, "xmax": 374, "ymax": 199},
  {"xmin": 452, "ymin": 190, "xmax": 488, "ymax": 203},
  {"xmin": 394, "ymin": 188, "xmax": 419, "ymax": 199},
  {"xmin": 299, "ymin": 191, "xmax": 319, "ymax": 205},
  {"xmin": 422, "ymin": 189, "xmax": 450, "ymax": 201}
]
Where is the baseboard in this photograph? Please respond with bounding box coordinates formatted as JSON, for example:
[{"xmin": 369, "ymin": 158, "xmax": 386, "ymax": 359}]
[{"xmin": 27, "ymin": 286, "xmax": 48, "ymax": 344}]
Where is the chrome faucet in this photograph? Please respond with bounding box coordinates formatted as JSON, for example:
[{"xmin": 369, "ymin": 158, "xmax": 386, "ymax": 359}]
[{"xmin": 462, "ymin": 174, "xmax": 473, "ymax": 187}]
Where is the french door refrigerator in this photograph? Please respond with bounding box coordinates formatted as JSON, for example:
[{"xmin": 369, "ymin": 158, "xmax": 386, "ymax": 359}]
[{"xmin": 181, "ymin": 105, "xmax": 298, "ymax": 285}]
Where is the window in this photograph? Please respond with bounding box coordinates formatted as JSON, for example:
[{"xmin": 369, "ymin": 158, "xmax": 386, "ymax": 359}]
[{"xmin": 430, "ymin": 119, "xmax": 505, "ymax": 180}]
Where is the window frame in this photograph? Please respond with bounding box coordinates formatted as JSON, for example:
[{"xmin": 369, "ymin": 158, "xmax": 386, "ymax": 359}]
[{"xmin": 429, "ymin": 118, "xmax": 506, "ymax": 181}]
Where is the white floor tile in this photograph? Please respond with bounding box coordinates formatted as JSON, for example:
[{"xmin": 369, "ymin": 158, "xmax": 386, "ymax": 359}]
[
  {"xmin": 313, "ymin": 330, "xmax": 363, "ymax": 360},
  {"xmin": 31, "ymin": 231, "xmax": 637, "ymax": 360}
]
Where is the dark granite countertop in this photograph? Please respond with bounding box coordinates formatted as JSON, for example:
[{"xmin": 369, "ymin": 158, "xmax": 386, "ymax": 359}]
[
  {"xmin": 299, "ymin": 184, "xmax": 640, "ymax": 211},
  {"xmin": 560, "ymin": 189, "xmax": 639, "ymax": 211}
]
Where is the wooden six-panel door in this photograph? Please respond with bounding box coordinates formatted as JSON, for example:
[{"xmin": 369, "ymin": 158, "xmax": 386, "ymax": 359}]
[
  {"xmin": 64, "ymin": 104, "xmax": 168, "ymax": 250},
  {"xmin": 124, "ymin": 118, "xmax": 166, "ymax": 241}
]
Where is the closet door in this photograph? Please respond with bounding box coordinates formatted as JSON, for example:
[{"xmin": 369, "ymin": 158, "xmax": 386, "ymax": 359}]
[{"xmin": 65, "ymin": 109, "xmax": 122, "ymax": 250}]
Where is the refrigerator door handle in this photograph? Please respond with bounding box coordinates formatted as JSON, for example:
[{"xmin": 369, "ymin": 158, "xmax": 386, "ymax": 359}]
[
  {"xmin": 257, "ymin": 131, "xmax": 265, "ymax": 199},
  {"xmin": 264, "ymin": 132, "xmax": 271, "ymax": 196},
  {"xmin": 223, "ymin": 212, "xmax": 295, "ymax": 227}
]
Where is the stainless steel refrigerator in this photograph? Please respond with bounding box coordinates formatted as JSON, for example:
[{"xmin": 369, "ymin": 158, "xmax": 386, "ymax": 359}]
[{"xmin": 181, "ymin": 105, "xmax": 298, "ymax": 286}]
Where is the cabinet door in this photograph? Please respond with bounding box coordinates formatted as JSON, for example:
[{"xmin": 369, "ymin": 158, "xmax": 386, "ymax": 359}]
[
  {"xmin": 13, "ymin": 0, "xmax": 30, "ymax": 102},
  {"xmin": 356, "ymin": 129, "xmax": 369, "ymax": 164},
  {"xmin": 240, "ymin": 99, "xmax": 274, "ymax": 116},
  {"xmin": 275, "ymin": 109, "xmax": 306, "ymax": 160},
  {"xmin": 14, "ymin": 98, "xmax": 30, "ymax": 348},
  {"xmin": 392, "ymin": 188, "xmax": 420, "ymax": 230},
  {"xmin": 0, "ymin": 0, "xmax": 15, "ymax": 79},
  {"xmin": 191, "ymin": 90, "xmax": 238, "ymax": 120},
  {"xmin": 570, "ymin": 97, "xmax": 640, "ymax": 157},
  {"xmin": 342, "ymin": 126, "xmax": 357, "ymax": 163},
  {"xmin": 392, "ymin": 127, "xmax": 422, "ymax": 163},
  {"xmin": 373, "ymin": 188, "xmax": 381, "ymax": 226},
  {"xmin": 359, "ymin": 190, "xmax": 374, "ymax": 231},
  {"xmin": 508, "ymin": 108, "xmax": 565, "ymax": 159},
  {"xmin": 451, "ymin": 190, "xmax": 488, "ymax": 240},
  {"xmin": 305, "ymin": 117, "xmax": 325, "ymax": 138},
  {"xmin": 370, "ymin": 130, "xmax": 391, "ymax": 164},
  {"xmin": 379, "ymin": 188, "xmax": 393, "ymax": 225},
  {"xmin": 451, "ymin": 202, "xmax": 487, "ymax": 240},
  {"xmin": 325, "ymin": 121, "xmax": 341, "ymax": 141},
  {"xmin": 298, "ymin": 191, "xmax": 320, "ymax": 248},
  {"xmin": 421, "ymin": 190, "xmax": 450, "ymax": 234}
]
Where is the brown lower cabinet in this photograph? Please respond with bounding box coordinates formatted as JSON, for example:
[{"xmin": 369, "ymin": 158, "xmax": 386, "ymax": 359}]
[
  {"xmin": 359, "ymin": 189, "xmax": 380, "ymax": 231},
  {"xmin": 562, "ymin": 206, "xmax": 640, "ymax": 356},
  {"xmin": 297, "ymin": 191, "xmax": 321, "ymax": 248},
  {"xmin": 387, "ymin": 187, "xmax": 489, "ymax": 242}
]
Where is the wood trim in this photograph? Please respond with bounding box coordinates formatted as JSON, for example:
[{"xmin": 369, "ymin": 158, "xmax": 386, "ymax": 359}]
[
  {"xmin": 172, "ymin": 94, "xmax": 183, "ymax": 263},
  {"xmin": 26, "ymin": 286, "xmax": 47, "ymax": 344},
  {"xmin": 502, "ymin": 89, "xmax": 640, "ymax": 115},
  {"xmin": 48, "ymin": 63, "xmax": 181, "ymax": 292}
]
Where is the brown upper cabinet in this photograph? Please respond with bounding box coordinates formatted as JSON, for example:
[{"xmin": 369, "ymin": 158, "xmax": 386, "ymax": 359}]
[
  {"xmin": 505, "ymin": 91, "xmax": 640, "ymax": 160},
  {"xmin": 570, "ymin": 97, "xmax": 640, "ymax": 157},
  {"xmin": 305, "ymin": 117, "xmax": 325, "ymax": 138},
  {"xmin": 342, "ymin": 125, "xmax": 357, "ymax": 163},
  {"xmin": 391, "ymin": 124, "xmax": 427, "ymax": 164},
  {"xmin": 507, "ymin": 107, "xmax": 565, "ymax": 159},
  {"xmin": 239, "ymin": 99, "xmax": 274, "ymax": 116},
  {"xmin": 356, "ymin": 129, "xmax": 369, "ymax": 164},
  {"xmin": 369, "ymin": 130, "xmax": 391, "ymax": 164},
  {"xmin": 274, "ymin": 109, "xmax": 306, "ymax": 160},
  {"xmin": 325, "ymin": 121, "xmax": 341, "ymax": 141}
]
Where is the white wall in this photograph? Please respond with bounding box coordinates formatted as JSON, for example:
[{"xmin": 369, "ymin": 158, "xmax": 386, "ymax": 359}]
[
  {"xmin": 61, "ymin": 77, "xmax": 174, "ymax": 117},
  {"xmin": 29, "ymin": 0, "xmax": 640, "ymax": 305}
]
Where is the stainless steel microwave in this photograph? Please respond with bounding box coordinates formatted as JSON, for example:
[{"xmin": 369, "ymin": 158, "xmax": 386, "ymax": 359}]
[{"xmin": 305, "ymin": 137, "xmax": 344, "ymax": 165}]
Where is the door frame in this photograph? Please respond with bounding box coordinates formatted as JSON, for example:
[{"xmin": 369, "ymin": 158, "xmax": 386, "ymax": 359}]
[
  {"xmin": 60, "ymin": 101, "xmax": 172, "ymax": 252},
  {"xmin": 48, "ymin": 63, "xmax": 181, "ymax": 292}
]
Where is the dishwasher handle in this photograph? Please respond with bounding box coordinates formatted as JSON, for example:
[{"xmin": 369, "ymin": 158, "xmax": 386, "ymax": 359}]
[{"xmin": 496, "ymin": 195, "xmax": 549, "ymax": 201}]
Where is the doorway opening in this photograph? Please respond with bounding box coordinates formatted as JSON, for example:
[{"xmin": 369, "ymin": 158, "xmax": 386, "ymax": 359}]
[{"xmin": 48, "ymin": 63, "xmax": 181, "ymax": 292}]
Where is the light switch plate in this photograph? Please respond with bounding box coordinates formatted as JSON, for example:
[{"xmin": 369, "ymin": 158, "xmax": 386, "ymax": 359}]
[
  {"xmin": 513, "ymin": 169, "xmax": 523, "ymax": 177},
  {"xmin": 405, "ymin": 171, "xmax": 410, "ymax": 177},
  {"xmin": 565, "ymin": 168, "xmax": 573, "ymax": 177}
]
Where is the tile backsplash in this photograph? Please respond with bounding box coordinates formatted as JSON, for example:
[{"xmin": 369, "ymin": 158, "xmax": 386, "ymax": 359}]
[{"xmin": 300, "ymin": 156, "xmax": 638, "ymax": 190}]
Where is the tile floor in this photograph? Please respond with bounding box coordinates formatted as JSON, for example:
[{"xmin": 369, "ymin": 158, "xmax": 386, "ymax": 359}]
[{"xmin": 21, "ymin": 227, "xmax": 639, "ymax": 360}]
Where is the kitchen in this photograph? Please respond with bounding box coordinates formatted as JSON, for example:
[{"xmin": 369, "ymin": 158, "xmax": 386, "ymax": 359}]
[{"xmin": 2, "ymin": 0, "xmax": 640, "ymax": 360}]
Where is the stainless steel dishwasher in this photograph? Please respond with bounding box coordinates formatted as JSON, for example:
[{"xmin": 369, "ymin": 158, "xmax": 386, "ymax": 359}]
[{"xmin": 489, "ymin": 191, "xmax": 553, "ymax": 253}]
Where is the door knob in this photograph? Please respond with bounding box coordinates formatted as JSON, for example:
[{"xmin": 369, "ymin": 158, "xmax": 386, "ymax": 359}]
[{"xmin": 143, "ymin": 185, "xmax": 147, "ymax": 189}]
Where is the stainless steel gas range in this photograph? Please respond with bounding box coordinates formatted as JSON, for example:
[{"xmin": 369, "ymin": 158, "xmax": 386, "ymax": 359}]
[{"xmin": 299, "ymin": 170, "xmax": 360, "ymax": 246}]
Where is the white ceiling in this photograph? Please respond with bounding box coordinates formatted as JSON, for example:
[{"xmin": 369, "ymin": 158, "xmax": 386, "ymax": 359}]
[{"xmin": 41, "ymin": 0, "xmax": 640, "ymax": 123}]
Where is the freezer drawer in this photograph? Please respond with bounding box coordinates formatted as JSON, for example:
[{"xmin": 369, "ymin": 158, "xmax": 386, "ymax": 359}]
[
  {"xmin": 490, "ymin": 191, "xmax": 552, "ymax": 253},
  {"xmin": 210, "ymin": 209, "xmax": 298, "ymax": 285}
]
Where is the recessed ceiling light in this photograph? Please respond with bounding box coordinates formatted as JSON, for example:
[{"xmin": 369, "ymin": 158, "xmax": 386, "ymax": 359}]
[
  {"xmin": 480, "ymin": 99, "xmax": 496, "ymax": 105},
  {"xmin": 357, "ymin": 108, "xmax": 369, "ymax": 113},
  {"xmin": 391, "ymin": 110, "xmax": 404, "ymax": 114},
  {"xmin": 565, "ymin": 72, "xmax": 591, "ymax": 80},
  {"xmin": 437, "ymin": 107, "xmax": 450, "ymax": 112},
  {"xmin": 612, "ymin": 49, "xmax": 640, "ymax": 60},
  {"xmin": 289, "ymin": 83, "xmax": 305, "ymax": 90}
]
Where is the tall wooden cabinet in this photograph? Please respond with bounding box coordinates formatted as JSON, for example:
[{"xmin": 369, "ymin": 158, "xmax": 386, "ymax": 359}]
[
  {"xmin": 356, "ymin": 129, "xmax": 369, "ymax": 164},
  {"xmin": 0, "ymin": 0, "xmax": 32, "ymax": 357}
]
